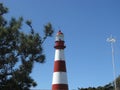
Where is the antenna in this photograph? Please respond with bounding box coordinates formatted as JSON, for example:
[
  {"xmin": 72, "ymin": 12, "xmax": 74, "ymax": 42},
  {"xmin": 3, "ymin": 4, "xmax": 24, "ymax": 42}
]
[{"xmin": 107, "ymin": 35, "xmax": 117, "ymax": 90}]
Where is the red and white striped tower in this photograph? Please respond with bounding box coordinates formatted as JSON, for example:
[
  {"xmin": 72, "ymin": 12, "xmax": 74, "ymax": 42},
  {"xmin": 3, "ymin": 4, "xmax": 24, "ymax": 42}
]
[{"xmin": 52, "ymin": 31, "xmax": 68, "ymax": 90}]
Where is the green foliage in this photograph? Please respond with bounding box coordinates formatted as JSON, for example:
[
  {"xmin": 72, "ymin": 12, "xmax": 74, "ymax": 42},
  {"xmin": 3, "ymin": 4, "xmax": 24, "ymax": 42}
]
[
  {"xmin": 0, "ymin": 3, "xmax": 8, "ymax": 15},
  {"xmin": 78, "ymin": 76, "xmax": 120, "ymax": 90},
  {"xmin": 116, "ymin": 75, "xmax": 120, "ymax": 89},
  {"xmin": 0, "ymin": 3, "xmax": 54, "ymax": 90}
]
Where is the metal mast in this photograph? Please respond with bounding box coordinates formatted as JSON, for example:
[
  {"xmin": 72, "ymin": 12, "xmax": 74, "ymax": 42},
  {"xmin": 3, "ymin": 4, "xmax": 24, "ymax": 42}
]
[{"xmin": 107, "ymin": 35, "xmax": 117, "ymax": 90}]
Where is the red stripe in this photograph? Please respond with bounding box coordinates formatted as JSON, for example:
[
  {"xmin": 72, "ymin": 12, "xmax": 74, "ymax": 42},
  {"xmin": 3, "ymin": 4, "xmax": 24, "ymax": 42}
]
[
  {"xmin": 52, "ymin": 84, "xmax": 68, "ymax": 90},
  {"xmin": 54, "ymin": 61, "xmax": 66, "ymax": 72},
  {"xmin": 54, "ymin": 41, "xmax": 66, "ymax": 49}
]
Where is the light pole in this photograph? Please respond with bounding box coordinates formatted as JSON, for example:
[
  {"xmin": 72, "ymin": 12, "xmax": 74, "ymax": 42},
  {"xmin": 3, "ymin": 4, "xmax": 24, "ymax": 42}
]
[{"xmin": 107, "ymin": 35, "xmax": 117, "ymax": 90}]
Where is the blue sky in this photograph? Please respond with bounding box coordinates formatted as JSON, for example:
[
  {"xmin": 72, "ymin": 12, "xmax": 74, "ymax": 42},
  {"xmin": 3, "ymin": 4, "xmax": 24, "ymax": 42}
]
[{"xmin": 1, "ymin": 0, "xmax": 120, "ymax": 89}]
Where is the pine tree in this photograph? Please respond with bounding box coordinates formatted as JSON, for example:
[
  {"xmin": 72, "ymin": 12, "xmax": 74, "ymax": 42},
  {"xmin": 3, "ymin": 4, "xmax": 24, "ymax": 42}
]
[{"xmin": 0, "ymin": 3, "xmax": 54, "ymax": 90}]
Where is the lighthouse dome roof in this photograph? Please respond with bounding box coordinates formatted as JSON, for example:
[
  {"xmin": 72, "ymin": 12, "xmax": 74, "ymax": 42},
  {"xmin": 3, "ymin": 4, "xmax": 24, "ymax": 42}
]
[{"xmin": 57, "ymin": 30, "xmax": 63, "ymax": 35}]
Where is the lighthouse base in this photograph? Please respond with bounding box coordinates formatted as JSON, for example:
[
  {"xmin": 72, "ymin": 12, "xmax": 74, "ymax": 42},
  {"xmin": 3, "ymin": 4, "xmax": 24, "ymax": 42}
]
[{"xmin": 52, "ymin": 84, "xmax": 68, "ymax": 90}]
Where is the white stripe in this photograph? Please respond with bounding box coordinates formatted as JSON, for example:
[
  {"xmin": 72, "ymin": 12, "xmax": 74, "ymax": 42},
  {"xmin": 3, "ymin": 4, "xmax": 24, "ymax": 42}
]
[
  {"xmin": 55, "ymin": 49, "xmax": 65, "ymax": 61},
  {"xmin": 52, "ymin": 72, "xmax": 68, "ymax": 84}
]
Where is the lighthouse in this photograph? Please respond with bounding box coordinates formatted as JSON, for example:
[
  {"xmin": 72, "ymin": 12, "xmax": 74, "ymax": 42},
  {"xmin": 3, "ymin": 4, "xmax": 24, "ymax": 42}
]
[{"xmin": 52, "ymin": 31, "xmax": 68, "ymax": 90}]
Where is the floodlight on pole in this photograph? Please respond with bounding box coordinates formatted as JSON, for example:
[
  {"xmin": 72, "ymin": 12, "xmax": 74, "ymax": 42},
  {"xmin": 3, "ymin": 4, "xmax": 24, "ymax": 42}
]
[{"xmin": 107, "ymin": 35, "xmax": 117, "ymax": 90}]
